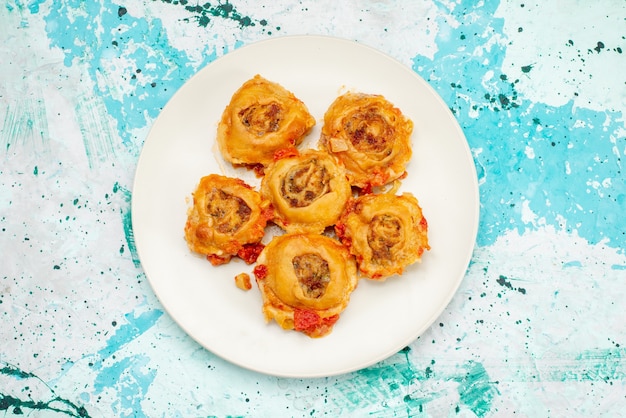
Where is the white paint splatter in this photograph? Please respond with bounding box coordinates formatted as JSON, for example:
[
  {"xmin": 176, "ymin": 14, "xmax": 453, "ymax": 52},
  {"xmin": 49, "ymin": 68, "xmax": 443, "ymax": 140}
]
[{"xmin": 495, "ymin": 1, "xmax": 626, "ymax": 114}]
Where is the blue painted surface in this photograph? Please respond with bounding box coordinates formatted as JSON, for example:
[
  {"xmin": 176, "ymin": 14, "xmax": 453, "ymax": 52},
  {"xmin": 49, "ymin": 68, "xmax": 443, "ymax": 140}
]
[{"xmin": 1, "ymin": 0, "xmax": 625, "ymax": 416}]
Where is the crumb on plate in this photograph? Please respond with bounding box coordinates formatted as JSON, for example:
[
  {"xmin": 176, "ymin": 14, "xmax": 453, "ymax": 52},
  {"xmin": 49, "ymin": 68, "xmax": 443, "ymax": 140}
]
[{"xmin": 234, "ymin": 272, "xmax": 252, "ymax": 291}]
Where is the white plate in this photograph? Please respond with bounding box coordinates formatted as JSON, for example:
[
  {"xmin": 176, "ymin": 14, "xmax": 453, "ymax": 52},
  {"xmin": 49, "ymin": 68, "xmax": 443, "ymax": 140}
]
[{"xmin": 132, "ymin": 35, "xmax": 479, "ymax": 378}]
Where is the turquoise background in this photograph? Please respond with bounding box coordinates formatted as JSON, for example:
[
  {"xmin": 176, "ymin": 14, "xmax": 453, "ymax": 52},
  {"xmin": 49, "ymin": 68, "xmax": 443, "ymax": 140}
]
[{"xmin": 1, "ymin": 0, "xmax": 625, "ymax": 416}]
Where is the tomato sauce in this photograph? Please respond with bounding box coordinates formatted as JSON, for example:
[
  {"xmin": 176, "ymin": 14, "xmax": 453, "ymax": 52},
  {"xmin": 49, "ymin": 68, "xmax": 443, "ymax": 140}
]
[
  {"xmin": 253, "ymin": 264, "xmax": 268, "ymax": 280},
  {"xmin": 237, "ymin": 243, "xmax": 265, "ymax": 264}
]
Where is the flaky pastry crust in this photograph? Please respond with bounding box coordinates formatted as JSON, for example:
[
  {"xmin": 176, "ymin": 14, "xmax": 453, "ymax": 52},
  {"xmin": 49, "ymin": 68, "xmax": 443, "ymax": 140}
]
[
  {"xmin": 319, "ymin": 92, "xmax": 413, "ymax": 190},
  {"xmin": 217, "ymin": 75, "xmax": 316, "ymax": 168},
  {"xmin": 261, "ymin": 149, "xmax": 352, "ymax": 234},
  {"xmin": 336, "ymin": 192, "xmax": 429, "ymax": 280},
  {"xmin": 184, "ymin": 174, "xmax": 272, "ymax": 265},
  {"xmin": 253, "ymin": 233, "xmax": 358, "ymax": 338}
]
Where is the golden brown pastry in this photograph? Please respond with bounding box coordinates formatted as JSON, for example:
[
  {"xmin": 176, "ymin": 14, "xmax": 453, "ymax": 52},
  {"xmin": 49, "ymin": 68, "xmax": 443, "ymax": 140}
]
[
  {"xmin": 335, "ymin": 192, "xmax": 429, "ymax": 280},
  {"xmin": 234, "ymin": 273, "xmax": 252, "ymax": 291},
  {"xmin": 184, "ymin": 174, "xmax": 272, "ymax": 265},
  {"xmin": 216, "ymin": 75, "xmax": 316, "ymax": 169},
  {"xmin": 253, "ymin": 233, "xmax": 358, "ymax": 338},
  {"xmin": 319, "ymin": 92, "xmax": 413, "ymax": 190},
  {"xmin": 261, "ymin": 149, "xmax": 352, "ymax": 234}
]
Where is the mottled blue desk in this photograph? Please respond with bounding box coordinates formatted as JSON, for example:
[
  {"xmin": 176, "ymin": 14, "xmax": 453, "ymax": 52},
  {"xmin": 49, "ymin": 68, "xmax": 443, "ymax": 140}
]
[{"xmin": 1, "ymin": 1, "xmax": 625, "ymax": 416}]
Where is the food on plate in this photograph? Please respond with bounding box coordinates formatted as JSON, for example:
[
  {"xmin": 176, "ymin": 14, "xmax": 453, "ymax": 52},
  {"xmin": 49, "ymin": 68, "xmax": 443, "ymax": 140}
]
[
  {"xmin": 234, "ymin": 273, "xmax": 252, "ymax": 291},
  {"xmin": 184, "ymin": 174, "xmax": 272, "ymax": 266},
  {"xmin": 182, "ymin": 77, "xmax": 430, "ymax": 340},
  {"xmin": 319, "ymin": 92, "xmax": 413, "ymax": 190},
  {"xmin": 335, "ymin": 192, "xmax": 429, "ymax": 280},
  {"xmin": 260, "ymin": 148, "xmax": 352, "ymax": 234},
  {"xmin": 216, "ymin": 74, "xmax": 316, "ymax": 169},
  {"xmin": 253, "ymin": 233, "xmax": 358, "ymax": 338}
]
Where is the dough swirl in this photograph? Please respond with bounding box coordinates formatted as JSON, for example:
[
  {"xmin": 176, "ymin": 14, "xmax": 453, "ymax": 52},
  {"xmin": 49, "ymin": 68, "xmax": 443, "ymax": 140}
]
[
  {"xmin": 261, "ymin": 149, "xmax": 351, "ymax": 234},
  {"xmin": 217, "ymin": 75, "xmax": 315, "ymax": 168},
  {"xmin": 319, "ymin": 92, "xmax": 413, "ymax": 190},
  {"xmin": 184, "ymin": 174, "xmax": 272, "ymax": 265},
  {"xmin": 336, "ymin": 192, "xmax": 429, "ymax": 280},
  {"xmin": 253, "ymin": 233, "xmax": 358, "ymax": 338}
]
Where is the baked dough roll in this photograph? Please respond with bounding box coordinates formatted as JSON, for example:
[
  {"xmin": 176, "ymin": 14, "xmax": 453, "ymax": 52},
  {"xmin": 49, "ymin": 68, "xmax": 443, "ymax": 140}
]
[
  {"xmin": 319, "ymin": 92, "xmax": 413, "ymax": 190},
  {"xmin": 253, "ymin": 233, "xmax": 358, "ymax": 338},
  {"xmin": 184, "ymin": 174, "xmax": 272, "ymax": 265},
  {"xmin": 217, "ymin": 75, "xmax": 316, "ymax": 168},
  {"xmin": 335, "ymin": 192, "xmax": 429, "ymax": 280},
  {"xmin": 261, "ymin": 149, "xmax": 351, "ymax": 234}
]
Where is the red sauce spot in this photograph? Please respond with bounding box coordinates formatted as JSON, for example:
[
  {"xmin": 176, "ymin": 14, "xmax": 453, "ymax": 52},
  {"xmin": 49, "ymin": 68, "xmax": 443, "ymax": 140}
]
[
  {"xmin": 232, "ymin": 177, "xmax": 253, "ymax": 189},
  {"xmin": 293, "ymin": 309, "xmax": 320, "ymax": 332},
  {"xmin": 253, "ymin": 264, "xmax": 268, "ymax": 280},
  {"xmin": 322, "ymin": 314, "xmax": 339, "ymax": 328},
  {"xmin": 343, "ymin": 198, "xmax": 359, "ymax": 215},
  {"xmin": 294, "ymin": 310, "xmax": 340, "ymax": 336},
  {"xmin": 262, "ymin": 205, "xmax": 275, "ymax": 222},
  {"xmin": 360, "ymin": 184, "xmax": 374, "ymax": 195},
  {"xmin": 251, "ymin": 164, "xmax": 265, "ymax": 177},
  {"xmin": 273, "ymin": 147, "xmax": 299, "ymax": 161},
  {"xmin": 334, "ymin": 222, "xmax": 347, "ymax": 239},
  {"xmin": 368, "ymin": 169, "xmax": 389, "ymax": 188},
  {"xmin": 334, "ymin": 223, "xmax": 353, "ymax": 251},
  {"xmin": 237, "ymin": 243, "xmax": 265, "ymax": 264},
  {"xmin": 419, "ymin": 216, "xmax": 428, "ymax": 229},
  {"xmin": 207, "ymin": 254, "xmax": 230, "ymax": 266}
]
